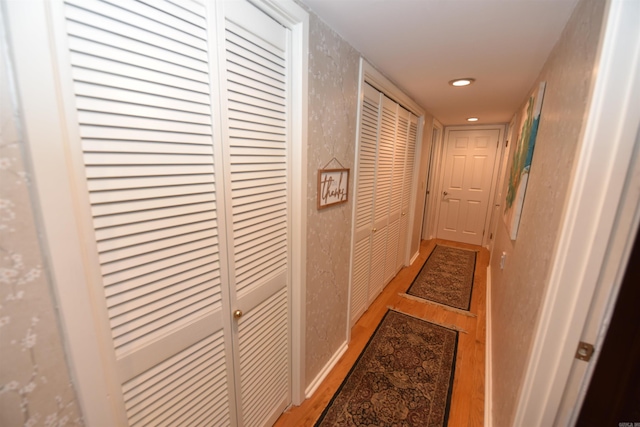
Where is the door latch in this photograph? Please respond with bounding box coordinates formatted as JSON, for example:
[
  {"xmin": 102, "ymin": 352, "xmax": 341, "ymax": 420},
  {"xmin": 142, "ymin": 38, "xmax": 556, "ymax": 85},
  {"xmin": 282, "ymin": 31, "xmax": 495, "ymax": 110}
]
[{"xmin": 575, "ymin": 341, "xmax": 595, "ymax": 361}]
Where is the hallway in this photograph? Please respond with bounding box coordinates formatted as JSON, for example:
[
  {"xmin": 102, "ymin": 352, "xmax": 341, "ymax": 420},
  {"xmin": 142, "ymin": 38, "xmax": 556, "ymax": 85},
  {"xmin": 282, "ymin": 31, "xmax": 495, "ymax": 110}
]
[{"xmin": 275, "ymin": 239, "xmax": 488, "ymax": 426}]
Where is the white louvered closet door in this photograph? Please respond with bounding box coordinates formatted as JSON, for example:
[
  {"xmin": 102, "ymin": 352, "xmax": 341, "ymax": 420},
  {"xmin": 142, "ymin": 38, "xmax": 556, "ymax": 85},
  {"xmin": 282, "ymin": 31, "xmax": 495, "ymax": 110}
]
[
  {"xmin": 350, "ymin": 83, "xmax": 382, "ymax": 325},
  {"xmin": 369, "ymin": 95, "xmax": 397, "ymax": 302},
  {"xmin": 61, "ymin": 0, "xmax": 233, "ymax": 425},
  {"xmin": 218, "ymin": 1, "xmax": 292, "ymax": 426},
  {"xmin": 397, "ymin": 114, "xmax": 418, "ymax": 271},
  {"xmin": 383, "ymin": 106, "xmax": 408, "ymax": 282}
]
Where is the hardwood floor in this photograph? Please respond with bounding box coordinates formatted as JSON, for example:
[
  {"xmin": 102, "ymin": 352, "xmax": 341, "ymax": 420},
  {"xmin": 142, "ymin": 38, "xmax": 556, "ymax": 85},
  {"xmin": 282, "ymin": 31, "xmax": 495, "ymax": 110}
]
[{"xmin": 275, "ymin": 238, "xmax": 487, "ymax": 426}]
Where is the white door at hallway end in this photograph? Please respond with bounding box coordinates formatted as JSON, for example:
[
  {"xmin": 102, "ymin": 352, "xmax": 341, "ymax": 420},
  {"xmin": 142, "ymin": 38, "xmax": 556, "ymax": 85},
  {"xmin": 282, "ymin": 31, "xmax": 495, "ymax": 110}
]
[{"xmin": 436, "ymin": 128, "xmax": 500, "ymax": 245}]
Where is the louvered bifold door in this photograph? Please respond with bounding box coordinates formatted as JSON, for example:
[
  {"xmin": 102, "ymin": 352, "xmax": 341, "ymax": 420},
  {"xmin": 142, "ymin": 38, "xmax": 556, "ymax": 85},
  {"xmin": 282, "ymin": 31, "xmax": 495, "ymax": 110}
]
[
  {"xmin": 384, "ymin": 106, "xmax": 409, "ymax": 283},
  {"xmin": 369, "ymin": 96, "xmax": 397, "ymax": 302},
  {"xmin": 61, "ymin": 0, "xmax": 233, "ymax": 425},
  {"xmin": 218, "ymin": 1, "xmax": 292, "ymax": 426},
  {"xmin": 397, "ymin": 114, "xmax": 418, "ymax": 270},
  {"xmin": 350, "ymin": 83, "xmax": 382, "ymax": 326}
]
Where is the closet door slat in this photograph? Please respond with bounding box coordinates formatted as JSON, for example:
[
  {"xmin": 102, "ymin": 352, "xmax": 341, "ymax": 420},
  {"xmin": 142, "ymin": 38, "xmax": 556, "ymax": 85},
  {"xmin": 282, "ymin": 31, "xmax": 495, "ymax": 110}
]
[
  {"xmin": 69, "ymin": 51, "xmax": 210, "ymax": 94},
  {"xmin": 73, "ymin": 82, "xmax": 211, "ymax": 115},
  {"xmin": 75, "ymin": 97, "xmax": 212, "ymax": 125},
  {"xmin": 72, "ymin": 68, "xmax": 211, "ymax": 105},
  {"xmin": 65, "ymin": 0, "xmax": 208, "ymax": 52},
  {"xmin": 397, "ymin": 115, "xmax": 419, "ymax": 269},
  {"xmin": 221, "ymin": 2, "xmax": 291, "ymax": 424},
  {"xmin": 61, "ymin": 1, "xmax": 231, "ymax": 424},
  {"xmin": 66, "ymin": 39, "xmax": 207, "ymax": 83},
  {"xmin": 368, "ymin": 96, "xmax": 397, "ymax": 301},
  {"xmin": 137, "ymin": 0, "xmax": 207, "ymax": 29},
  {"xmin": 384, "ymin": 107, "xmax": 409, "ymax": 282},
  {"xmin": 350, "ymin": 83, "xmax": 381, "ymax": 325}
]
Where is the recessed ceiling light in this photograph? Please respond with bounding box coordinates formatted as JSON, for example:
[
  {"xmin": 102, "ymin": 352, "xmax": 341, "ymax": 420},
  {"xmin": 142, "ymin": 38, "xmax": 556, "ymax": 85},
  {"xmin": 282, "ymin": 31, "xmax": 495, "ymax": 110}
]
[
  {"xmin": 467, "ymin": 117, "xmax": 479, "ymax": 122},
  {"xmin": 449, "ymin": 78, "xmax": 475, "ymax": 87}
]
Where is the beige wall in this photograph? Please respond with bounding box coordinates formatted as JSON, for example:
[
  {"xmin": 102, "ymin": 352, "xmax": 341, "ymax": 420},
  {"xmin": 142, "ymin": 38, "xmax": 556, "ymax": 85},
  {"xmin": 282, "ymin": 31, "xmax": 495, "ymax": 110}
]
[
  {"xmin": 304, "ymin": 10, "xmax": 360, "ymax": 385},
  {"xmin": 0, "ymin": 26, "xmax": 83, "ymax": 427},
  {"xmin": 489, "ymin": 0, "xmax": 606, "ymax": 425},
  {"xmin": 303, "ymin": 10, "xmax": 438, "ymax": 385}
]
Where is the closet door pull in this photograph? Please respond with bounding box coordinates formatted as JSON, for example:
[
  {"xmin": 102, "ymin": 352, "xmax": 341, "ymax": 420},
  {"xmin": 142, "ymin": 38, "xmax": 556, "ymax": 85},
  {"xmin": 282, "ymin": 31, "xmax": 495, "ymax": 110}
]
[{"xmin": 233, "ymin": 310, "xmax": 243, "ymax": 319}]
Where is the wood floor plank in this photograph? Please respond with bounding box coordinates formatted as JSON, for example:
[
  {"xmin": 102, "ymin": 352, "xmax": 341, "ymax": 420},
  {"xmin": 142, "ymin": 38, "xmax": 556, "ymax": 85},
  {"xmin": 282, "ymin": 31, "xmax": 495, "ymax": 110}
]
[{"xmin": 274, "ymin": 238, "xmax": 487, "ymax": 427}]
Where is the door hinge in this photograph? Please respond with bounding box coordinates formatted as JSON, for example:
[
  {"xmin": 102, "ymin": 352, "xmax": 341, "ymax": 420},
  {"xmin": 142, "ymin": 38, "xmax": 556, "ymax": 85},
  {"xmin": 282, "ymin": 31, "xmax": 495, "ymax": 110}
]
[
  {"xmin": 506, "ymin": 140, "xmax": 509, "ymax": 148},
  {"xmin": 496, "ymin": 140, "xmax": 499, "ymax": 148},
  {"xmin": 490, "ymin": 232, "xmax": 493, "ymax": 240},
  {"xmin": 482, "ymin": 229, "xmax": 485, "ymax": 236},
  {"xmin": 575, "ymin": 341, "xmax": 595, "ymax": 361}
]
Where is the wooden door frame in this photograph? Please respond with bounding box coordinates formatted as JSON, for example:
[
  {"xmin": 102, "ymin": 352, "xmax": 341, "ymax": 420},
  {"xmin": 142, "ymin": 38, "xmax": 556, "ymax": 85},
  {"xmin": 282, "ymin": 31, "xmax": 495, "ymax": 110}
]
[
  {"xmin": 3, "ymin": 1, "xmax": 309, "ymax": 424},
  {"xmin": 431, "ymin": 124, "xmax": 506, "ymax": 247}
]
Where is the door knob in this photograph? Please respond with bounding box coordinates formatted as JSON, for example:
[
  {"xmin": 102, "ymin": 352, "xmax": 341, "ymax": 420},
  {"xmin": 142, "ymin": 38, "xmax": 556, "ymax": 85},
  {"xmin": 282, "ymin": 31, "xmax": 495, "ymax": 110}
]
[
  {"xmin": 443, "ymin": 191, "xmax": 449, "ymax": 196},
  {"xmin": 372, "ymin": 228, "xmax": 377, "ymax": 232},
  {"xmin": 233, "ymin": 309, "xmax": 243, "ymax": 319},
  {"xmin": 401, "ymin": 212, "xmax": 406, "ymax": 216}
]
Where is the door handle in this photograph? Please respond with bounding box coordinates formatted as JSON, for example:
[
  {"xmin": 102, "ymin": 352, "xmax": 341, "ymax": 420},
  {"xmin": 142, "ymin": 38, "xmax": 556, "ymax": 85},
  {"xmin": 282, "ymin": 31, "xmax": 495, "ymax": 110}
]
[
  {"xmin": 233, "ymin": 309, "xmax": 243, "ymax": 319},
  {"xmin": 443, "ymin": 191, "xmax": 449, "ymax": 196},
  {"xmin": 372, "ymin": 228, "xmax": 377, "ymax": 232}
]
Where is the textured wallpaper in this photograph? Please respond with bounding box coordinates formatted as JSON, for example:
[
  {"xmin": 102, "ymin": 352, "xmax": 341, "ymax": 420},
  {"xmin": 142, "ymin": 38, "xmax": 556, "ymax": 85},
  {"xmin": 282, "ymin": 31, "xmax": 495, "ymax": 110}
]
[
  {"xmin": 489, "ymin": 0, "xmax": 606, "ymax": 425},
  {"xmin": 304, "ymin": 11, "xmax": 361, "ymax": 385},
  {"xmin": 0, "ymin": 31, "xmax": 83, "ymax": 427}
]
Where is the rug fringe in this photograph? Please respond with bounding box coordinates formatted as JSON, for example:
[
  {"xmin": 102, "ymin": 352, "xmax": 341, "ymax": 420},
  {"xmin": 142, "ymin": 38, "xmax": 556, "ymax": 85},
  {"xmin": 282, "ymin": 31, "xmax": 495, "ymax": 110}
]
[
  {"xmin": 399, "ymin": 293, "xmax": 477, "ymax": 318},
  {"xmin": 387, "ymin": 306, "xmax": 469, "ymax": 334}
]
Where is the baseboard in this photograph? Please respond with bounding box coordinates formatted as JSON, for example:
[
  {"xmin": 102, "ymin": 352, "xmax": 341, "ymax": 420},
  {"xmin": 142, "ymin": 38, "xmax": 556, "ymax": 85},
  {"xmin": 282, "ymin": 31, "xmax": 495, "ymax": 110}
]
[
  {"xmin": 305, "ymin": 341, "xmax": 348, "ymax": 399},
  {"xmin": 485, "ymin": 265, "xmax": 493, "ymax": 427},
  {"xmin": 410, "ymin": 251, "xmax": 420, "ymax": 265}
]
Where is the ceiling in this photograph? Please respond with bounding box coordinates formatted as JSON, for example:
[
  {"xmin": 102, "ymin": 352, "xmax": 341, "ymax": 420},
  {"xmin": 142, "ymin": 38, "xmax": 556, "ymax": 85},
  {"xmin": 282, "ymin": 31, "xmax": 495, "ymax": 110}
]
[{"xmin": 300, "ymin": 0, "xmax": 579, "ymax": 125}]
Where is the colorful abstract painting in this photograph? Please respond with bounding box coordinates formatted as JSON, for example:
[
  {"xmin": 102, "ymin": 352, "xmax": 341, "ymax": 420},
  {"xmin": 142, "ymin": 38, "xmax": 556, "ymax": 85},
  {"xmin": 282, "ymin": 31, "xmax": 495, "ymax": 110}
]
[{"xmin": 504, "ymin": 82, "xmax": 546, "ymax": 240}]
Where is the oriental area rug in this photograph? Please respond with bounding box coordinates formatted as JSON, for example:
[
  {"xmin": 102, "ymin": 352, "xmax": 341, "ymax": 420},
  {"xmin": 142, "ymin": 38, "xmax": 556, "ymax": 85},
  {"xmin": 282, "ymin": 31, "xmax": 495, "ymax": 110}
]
[
  {"xmin": 315, "ymin": 310, "xmax": 458, "ymax": 427},
  {"xmin": 406, "ymin": 245, "xmax": 477, "ymax": 311}
]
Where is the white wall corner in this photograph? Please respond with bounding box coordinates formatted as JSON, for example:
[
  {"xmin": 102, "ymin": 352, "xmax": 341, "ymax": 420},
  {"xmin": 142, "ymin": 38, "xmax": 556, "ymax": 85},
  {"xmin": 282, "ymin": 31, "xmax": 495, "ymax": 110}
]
[
  {"xmin": 485, "ymin": 265, "xmax": 493, "ymax": 427},
  {"xmin": 304, "ymin": 341, "xmax": 348, "ymax": 399}
]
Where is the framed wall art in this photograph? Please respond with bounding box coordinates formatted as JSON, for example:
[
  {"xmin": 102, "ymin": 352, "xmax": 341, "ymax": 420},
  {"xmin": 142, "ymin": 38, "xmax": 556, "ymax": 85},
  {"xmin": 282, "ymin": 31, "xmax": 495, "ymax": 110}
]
[
  {"xmin": 317, "ymin": 168, "xmax": 349, "ymax": 209},
  {"xmin": 504, "ymin": 81, "xmax": 546, "ymax": 240}
]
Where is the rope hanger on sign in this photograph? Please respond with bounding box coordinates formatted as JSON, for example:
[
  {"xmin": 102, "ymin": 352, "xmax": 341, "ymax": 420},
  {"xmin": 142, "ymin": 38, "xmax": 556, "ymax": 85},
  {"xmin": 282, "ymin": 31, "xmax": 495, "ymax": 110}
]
[{"xmin": 321, "ymin": 157, "xmax": 346, "ymax": 170}]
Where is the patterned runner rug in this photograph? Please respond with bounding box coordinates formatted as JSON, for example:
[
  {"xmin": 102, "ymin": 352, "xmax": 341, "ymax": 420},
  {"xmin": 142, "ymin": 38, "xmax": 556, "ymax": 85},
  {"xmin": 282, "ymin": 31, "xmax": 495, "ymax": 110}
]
[
  {"xmin": 406, "ymin": 245, "xmax": 477, "ymax": 311},
  {"xmin": 315, "ymin": 310, "xmax": 458, "ymax": 427}
]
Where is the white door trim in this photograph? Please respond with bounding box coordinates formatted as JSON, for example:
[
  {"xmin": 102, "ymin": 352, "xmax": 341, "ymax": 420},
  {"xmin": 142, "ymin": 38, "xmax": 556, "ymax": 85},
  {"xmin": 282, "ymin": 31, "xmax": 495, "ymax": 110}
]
[
  {"xmin": 420, "ymin": 119, "xmax": 444, "ymax": 240},
  {"xmin": 407, "ymin": 113, "xmax": 425, "ymax": 265},
  {"xmin": 422, "ymin": 119, "xmax": 444, "ymax": 241},
  {"xmin": 434, "ymin": 124, "xmax": 505, "ymax": 247},
  {"xmin": 513, "ymin": 0, "xmax": 640, "ymax": 424}
]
